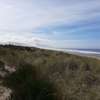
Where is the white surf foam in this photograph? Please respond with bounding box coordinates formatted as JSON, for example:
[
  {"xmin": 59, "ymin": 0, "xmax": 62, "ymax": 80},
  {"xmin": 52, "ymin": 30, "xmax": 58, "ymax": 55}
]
[{"xmin": 63, "ymin": 49, "xmax": 100, "ymax": 55}]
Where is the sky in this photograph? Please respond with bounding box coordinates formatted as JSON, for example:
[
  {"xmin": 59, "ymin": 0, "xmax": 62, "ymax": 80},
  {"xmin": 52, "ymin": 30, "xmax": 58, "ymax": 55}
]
[{"xmin": 0, "ymin": 0, "xmax": 100, "ymax": 49}]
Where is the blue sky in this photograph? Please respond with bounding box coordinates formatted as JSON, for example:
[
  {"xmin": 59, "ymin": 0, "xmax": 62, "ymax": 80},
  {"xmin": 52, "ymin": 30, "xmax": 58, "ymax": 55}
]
[{"xmin": 0, "ymin": 0, "xmax": 100, "ymax": 48}]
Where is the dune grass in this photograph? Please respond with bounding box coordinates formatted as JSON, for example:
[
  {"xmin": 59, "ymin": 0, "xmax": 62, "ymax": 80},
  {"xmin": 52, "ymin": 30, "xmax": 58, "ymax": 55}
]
[{"xmin": 0, "ymin": 45, "xmax": 100, "ymax": 100}]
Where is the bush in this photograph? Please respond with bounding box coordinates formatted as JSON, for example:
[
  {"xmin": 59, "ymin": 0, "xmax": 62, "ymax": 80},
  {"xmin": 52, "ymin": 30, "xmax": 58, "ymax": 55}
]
[{"xmin": 4, "ymin": 62, "xmax": 57, "ymax": 100}]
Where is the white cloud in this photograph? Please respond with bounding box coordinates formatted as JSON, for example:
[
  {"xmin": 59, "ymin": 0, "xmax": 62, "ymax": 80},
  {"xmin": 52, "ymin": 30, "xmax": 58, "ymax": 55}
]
[
  {"xmin": 0, "ymin": 0, "xmax": 100, "ymax": 48},
  {"xmin": 0, "ymin": 0, "xmax": 100, "ymax": 32},
  {"xmin": 0, "ymin": 32, "xmax": 55, "ymax": 48}
]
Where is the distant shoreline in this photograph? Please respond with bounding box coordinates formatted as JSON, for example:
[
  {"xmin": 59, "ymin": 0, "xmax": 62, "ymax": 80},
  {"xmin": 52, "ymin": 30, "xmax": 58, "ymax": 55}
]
[
  {"xmin": 61, "ymin": 49, "xmax": 100, "ymax": 59},
  {"xmin": 0, "ymin": 43, "xmax": 100, "ymax": 60},
  {"xmin": 41, "ymin": 48, "xmax": 100, "ymax": 60},
  {"xmin": 58, "ymin": 49, "xmax": 100, "ymax": 60},
  {"xmin": 66, "ymin": 52, "xmax": 100, "ymax": 60}
]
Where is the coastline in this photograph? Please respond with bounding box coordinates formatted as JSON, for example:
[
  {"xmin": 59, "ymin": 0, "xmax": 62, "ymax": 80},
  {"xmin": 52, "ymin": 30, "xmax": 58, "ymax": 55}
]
[
  {"xmin": 0, "ymin": 43, "xmax": 100, "ymax": 60},
  {"xmin": 44, "ymin": 47, "xmax": 100, "ymax": 60},
  {"xmin": 67, "ymin": 52, "xmax": 100, "ymax": 60},
  {"xmin": 38, "ymin": 47, "xmax": 100, "ymax": 60},
  {"xmin": 63, "ymin": 50, "xmax": 100, "ymax": 60}
]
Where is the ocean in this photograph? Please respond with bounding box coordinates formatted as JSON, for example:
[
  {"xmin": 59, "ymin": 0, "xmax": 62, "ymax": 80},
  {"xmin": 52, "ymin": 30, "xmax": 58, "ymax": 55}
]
[{"xmin": 63, "ymin": 49, "xmax": 100, "ymax": 55}]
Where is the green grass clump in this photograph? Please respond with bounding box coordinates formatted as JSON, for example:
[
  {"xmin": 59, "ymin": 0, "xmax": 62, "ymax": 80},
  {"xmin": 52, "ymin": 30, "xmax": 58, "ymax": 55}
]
[{"xmin": 4, "ymin": 62, "xmax": 57, "ymax": 100}]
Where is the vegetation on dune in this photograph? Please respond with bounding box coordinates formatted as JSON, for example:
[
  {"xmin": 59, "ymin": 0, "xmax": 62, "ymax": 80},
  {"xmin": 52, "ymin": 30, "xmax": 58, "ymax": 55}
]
[
  {"xmin": 4, "ymin": 62, "xmax": 57, "ymax": 100},
  {"xmin": 0, "ymin": 44, "xmax": 100, "ymax": 100}
]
